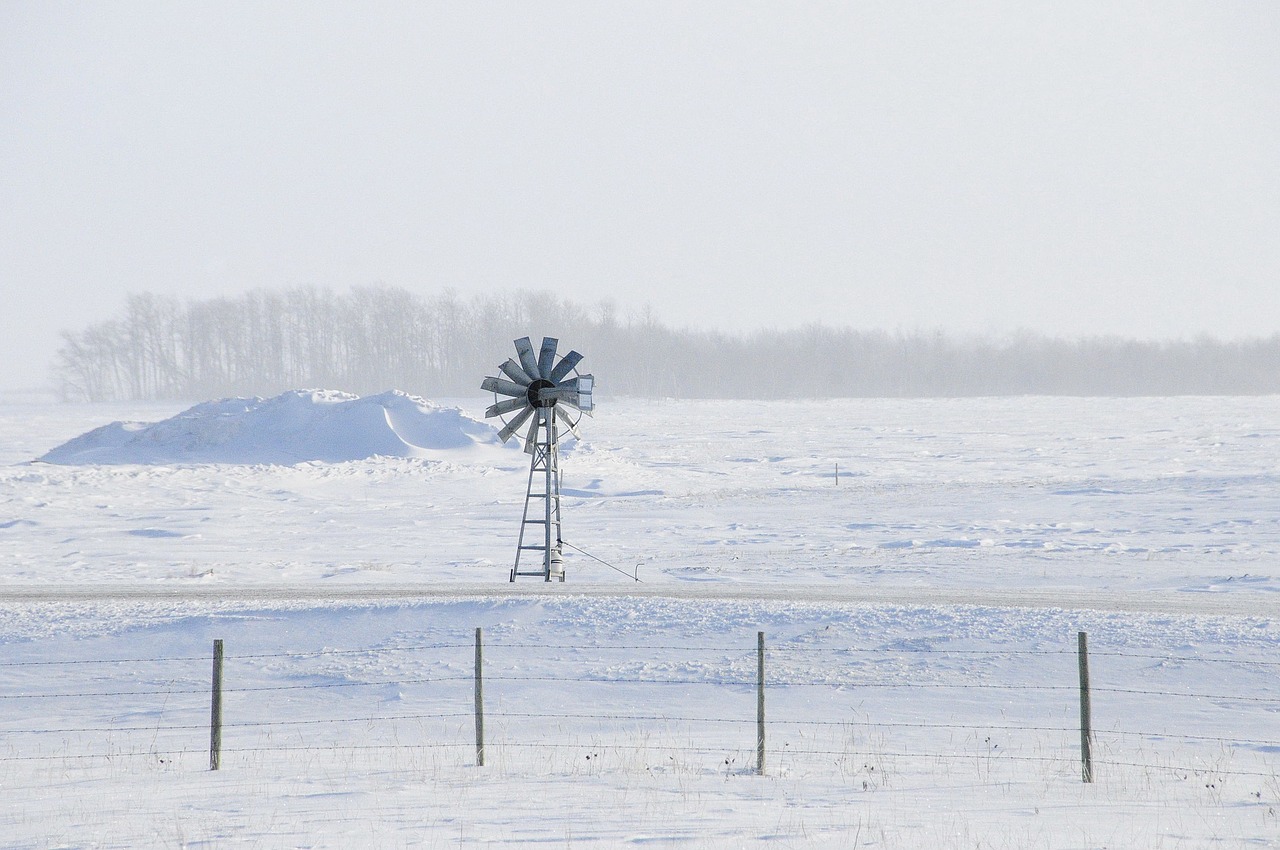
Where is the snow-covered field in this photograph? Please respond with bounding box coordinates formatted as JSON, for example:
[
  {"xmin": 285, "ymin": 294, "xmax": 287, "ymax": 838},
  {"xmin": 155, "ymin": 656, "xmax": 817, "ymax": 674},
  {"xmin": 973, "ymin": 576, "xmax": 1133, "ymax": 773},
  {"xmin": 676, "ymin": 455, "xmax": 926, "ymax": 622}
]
[{"xmin": 1, "ymin": 395, "xmax": 1277, "ymax": 848}]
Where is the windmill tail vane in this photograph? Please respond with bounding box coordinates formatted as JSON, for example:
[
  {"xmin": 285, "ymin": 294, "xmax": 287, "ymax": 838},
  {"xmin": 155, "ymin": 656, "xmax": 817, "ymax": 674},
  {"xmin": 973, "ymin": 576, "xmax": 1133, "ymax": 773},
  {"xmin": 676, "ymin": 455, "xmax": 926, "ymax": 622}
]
[{"xmin": 481, "ymin": 337, "xmax": 594, "ymax": 582}]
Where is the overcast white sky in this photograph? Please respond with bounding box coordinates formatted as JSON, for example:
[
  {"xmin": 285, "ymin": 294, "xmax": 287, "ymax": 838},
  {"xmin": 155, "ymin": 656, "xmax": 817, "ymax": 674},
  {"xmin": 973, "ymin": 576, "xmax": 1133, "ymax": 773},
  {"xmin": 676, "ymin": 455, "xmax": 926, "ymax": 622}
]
[{"xmin": 2, "ymin": 2, "xmax": 1278, "ymax": 392}]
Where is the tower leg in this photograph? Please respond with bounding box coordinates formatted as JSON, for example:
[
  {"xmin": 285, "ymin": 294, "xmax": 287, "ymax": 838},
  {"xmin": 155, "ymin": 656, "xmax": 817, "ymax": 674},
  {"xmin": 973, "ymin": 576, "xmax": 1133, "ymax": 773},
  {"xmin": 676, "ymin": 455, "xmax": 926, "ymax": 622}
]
[{"xmin": 510, "ymin": 409, "xmax": 564, "ymax": 582}]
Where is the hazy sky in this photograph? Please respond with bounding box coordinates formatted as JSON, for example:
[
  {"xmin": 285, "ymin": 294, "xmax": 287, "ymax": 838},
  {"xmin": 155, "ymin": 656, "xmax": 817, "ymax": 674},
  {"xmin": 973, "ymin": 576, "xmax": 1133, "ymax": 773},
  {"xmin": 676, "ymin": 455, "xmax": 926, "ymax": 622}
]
[{"xmin": 3, "ymin": 2, "xmax": 1278, "ymax": 391}]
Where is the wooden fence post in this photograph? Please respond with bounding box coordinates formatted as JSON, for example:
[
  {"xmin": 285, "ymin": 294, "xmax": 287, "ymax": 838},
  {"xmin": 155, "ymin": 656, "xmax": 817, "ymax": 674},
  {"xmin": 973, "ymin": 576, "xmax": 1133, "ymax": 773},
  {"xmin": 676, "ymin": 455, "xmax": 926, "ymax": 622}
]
[
  {"xmin": 210, "ymin": 638, "xmax": 223, "ymax": 771},
  {"xmin": 475, "ymin": 627, "xmax": 485, "ymax": 767},
  {"xmin": 757, "ymin": 631, "xmax": 765, "ymax": 776},
  {"xmin": 1078, "ymin": 631, "xmax": 1093, "ymax": 783}
]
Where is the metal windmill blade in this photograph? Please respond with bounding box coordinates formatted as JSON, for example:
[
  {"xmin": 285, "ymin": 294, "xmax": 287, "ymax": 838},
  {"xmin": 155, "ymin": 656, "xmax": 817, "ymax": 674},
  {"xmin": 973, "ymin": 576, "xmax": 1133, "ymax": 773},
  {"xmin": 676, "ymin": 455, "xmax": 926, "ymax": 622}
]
[
  {"xmin": 484, "ymin": 396, "xmax": 527, "ymax": 419},
  {"xmin": 481, "ymin": 336, "xmax": 597, "ymax": 583},
  {"xmin": 513, "ymin": 336, "xmax": 542, "ymax": 382},
  {"xmin": 499, "ymin": 359, "xmax": 533, "ymax": 386},
  {"xmin": 547, "ymin": 350, "xmax": 583, "ymax": 383},
  {"xmin": 554, "ymin": 406, "xmax": 581, "ymax": 441},
  {"xmin": 497, "ymin": 405, "xmax": 535, "ymax": 443},
  {"xmin": 480, "ymin": 376, "xmax": 528, "ymax": 399},
  {"xmin": 537, "ymin": 337, "xmax": 559, "ymax": 379}
]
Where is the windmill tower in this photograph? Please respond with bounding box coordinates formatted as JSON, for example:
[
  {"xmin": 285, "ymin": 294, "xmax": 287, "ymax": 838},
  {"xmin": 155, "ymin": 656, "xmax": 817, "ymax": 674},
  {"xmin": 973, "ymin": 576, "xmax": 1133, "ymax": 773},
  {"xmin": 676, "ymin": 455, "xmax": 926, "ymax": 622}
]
[{"xmin": 482, "ymin": 337, "xmax": 594, "ymax": 582}]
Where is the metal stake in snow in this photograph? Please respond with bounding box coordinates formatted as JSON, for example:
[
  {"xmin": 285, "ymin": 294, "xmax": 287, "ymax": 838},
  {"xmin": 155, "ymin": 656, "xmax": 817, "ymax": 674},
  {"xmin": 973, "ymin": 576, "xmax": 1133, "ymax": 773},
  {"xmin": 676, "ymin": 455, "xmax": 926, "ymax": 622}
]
[
  {"xmin": 210, "ymin": 638, "xmax": 223, "ymax": 771},
  {"xmin": 1078, "ymin": 630, "xmax": 1094, "ymax": 783},
  {"xmin": 482, "ymin": 337, "xmax": 594, "ymax": 582},
  {"xmin": 474, "ymin": 627, "xmax": 485, "ymax": 767},
  {"xmin": 757, "ymin": 631, "xmax": 766, "ymax": 776}
]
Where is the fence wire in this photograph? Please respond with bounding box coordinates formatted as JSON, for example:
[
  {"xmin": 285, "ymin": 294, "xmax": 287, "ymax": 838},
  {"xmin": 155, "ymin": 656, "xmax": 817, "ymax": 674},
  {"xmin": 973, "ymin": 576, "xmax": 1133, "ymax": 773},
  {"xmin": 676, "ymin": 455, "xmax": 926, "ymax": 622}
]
[{"xmin": 1, "ymin": 633, "xmax": 1274, "ymax": 782}]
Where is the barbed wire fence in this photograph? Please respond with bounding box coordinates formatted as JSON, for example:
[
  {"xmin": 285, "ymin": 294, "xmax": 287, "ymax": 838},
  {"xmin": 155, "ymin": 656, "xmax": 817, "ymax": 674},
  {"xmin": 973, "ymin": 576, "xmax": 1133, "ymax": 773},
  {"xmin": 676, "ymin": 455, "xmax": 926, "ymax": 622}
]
[{"xmin": 1, "ymin": 632, "xmax": 1276, "ymax": 789}]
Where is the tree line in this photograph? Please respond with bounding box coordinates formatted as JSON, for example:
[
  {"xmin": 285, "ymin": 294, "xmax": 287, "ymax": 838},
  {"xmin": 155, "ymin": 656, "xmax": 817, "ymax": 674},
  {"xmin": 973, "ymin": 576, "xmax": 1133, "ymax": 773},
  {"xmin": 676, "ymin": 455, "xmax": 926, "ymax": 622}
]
[{"xmin": 54, "ymin": 287, "xmax": 1280, "ymax": 402}]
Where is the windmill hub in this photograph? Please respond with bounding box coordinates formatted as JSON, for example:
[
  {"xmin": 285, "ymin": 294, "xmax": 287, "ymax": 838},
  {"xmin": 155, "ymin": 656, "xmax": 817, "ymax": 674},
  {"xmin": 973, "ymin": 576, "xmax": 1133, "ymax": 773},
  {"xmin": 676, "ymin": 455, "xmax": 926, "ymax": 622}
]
[
  {"xmin": 527, "ymin": 379, "xmax": 556, "ymax": 408},
  {"xmin": 482, "ymin": 337, "xmax": 594, "ymax": 582}
]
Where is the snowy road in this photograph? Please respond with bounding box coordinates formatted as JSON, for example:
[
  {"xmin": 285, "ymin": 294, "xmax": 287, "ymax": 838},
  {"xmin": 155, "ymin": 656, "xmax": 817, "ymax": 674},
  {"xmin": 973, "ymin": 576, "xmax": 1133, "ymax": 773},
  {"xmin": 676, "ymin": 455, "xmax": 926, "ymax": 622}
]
[{"xmin": 0, "ymin": 581, "xmax": 1273, "ymax": 617}]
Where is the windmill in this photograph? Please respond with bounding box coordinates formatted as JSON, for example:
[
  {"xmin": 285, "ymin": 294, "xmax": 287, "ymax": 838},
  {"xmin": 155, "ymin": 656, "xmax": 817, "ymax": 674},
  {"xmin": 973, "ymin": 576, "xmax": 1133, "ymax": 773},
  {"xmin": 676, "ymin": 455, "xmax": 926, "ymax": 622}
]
[{"xmin": 482, "ymin": 337, "xmax": 594, "ymax": 582}]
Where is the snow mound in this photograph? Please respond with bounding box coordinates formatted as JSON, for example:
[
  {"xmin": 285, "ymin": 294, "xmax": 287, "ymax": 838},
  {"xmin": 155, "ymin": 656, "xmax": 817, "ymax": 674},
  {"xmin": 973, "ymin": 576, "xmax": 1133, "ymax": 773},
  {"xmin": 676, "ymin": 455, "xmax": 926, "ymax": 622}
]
[{"xmin": 38, "ymin": 390, "xmax": 505, "ymax": 465}]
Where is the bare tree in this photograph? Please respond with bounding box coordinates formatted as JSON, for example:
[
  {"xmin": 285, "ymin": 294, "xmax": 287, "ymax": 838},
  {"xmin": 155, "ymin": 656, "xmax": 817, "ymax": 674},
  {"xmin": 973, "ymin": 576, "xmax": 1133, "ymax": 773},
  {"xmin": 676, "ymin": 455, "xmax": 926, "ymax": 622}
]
[{"xmin": 53, "ymin": 287, "xmax": 1280, "ymax": 401}]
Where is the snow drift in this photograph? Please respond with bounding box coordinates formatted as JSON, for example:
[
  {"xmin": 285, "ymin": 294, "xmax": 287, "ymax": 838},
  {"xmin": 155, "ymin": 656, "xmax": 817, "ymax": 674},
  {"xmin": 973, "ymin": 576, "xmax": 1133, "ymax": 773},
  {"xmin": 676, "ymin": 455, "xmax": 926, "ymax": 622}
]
[{"xmin": 38, "ymin": 390, "xmax": 504, "ymax": 465}]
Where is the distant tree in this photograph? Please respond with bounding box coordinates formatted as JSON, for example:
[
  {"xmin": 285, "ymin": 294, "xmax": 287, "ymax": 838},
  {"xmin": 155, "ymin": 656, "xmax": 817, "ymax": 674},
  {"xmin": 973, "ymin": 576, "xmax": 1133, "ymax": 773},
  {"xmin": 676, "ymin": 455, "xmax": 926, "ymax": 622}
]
[{"xmin": 52, "ymin": 287, "xmax": 1280, "ymax": 401}]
